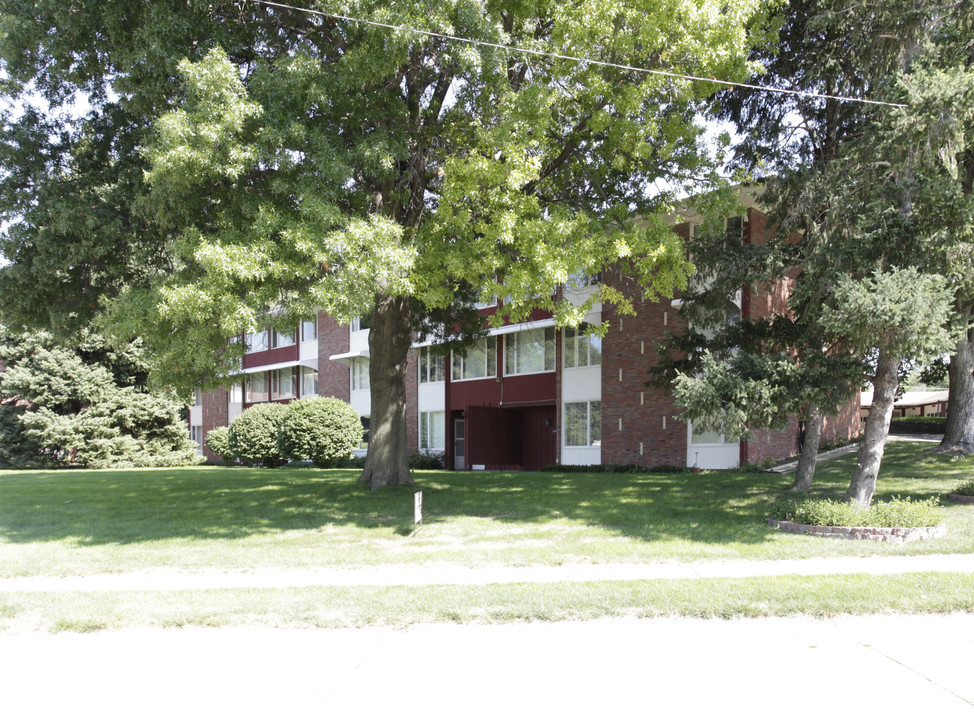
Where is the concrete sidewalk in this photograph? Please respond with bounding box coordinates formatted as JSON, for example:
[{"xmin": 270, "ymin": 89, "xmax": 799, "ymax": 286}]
[
  {"xmin": 3, "ymin": 553, "xmax": 974, "ymax": 592},
  {"xmin": 2, "ymin": 614, "xmax": 972, "ymax": 718}
]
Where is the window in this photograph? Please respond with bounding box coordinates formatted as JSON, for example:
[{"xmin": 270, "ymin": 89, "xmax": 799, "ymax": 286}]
[
  {"xmin": 246, "ymin": 373, "xmax": 268, "ymax": 402},
  {"xmin": 271, "ymin": 368, "xmax": 296, "ymax": 399},
  {"xmin": 690, "ymin": 421, "xmax": 727, "ymax": 445},
  {"xmin": 564, "ymin": 326, "xmax": 602, "ymax": 368},
  {"xmin": 351, "ymin": 357, "xmax": 370, "ymax": 391},
  {"xmin": 505, "ymin": 327, "xmax": 555, "ymax": 375},
  {"xmin": 565, "ymin": 401, "xmax": 601, "ymax": 447},
  {"xmin": 190, "ymin": 425, "xmax": 203, "ymax": 454},
  {"xmin": 228, "ymin": 383, "xmax": 243, "ymax": 404},
  {"xmin": 359, "ymin": 416, "xmax": 370, "ymax": 450},
  {"xmin": 351, "ymin": 316, "xmax": 370, "ymax": 332},
  {"xmin": 301, "ymin": 319, "xmax": 317, "ymax": 342},
  {"xmin": 452, "ymin": 338, "xmax": 497, "ymax": 380},
  {"xmin": 270, "ymin": 328, "xmax": 295, "ymax": 348},
  {"xmin": 246, "ymin": 330, "xmax": 268, "ymax": 353},
  {"xmin": 300, "ymin": 367, "xmax": 318, "ymax": 397},
  {"xmin": 567, "ymin": 271, "xmax": 602, "ymax": 289},
  {"xmin": 419, "ymin": 347, "xmax": 445, "ymax": 384},
  {"xmin": 419, "ymin": 411, "xmax": 445, "ymax": 450},
  {"xmin": 726, "ymin": 215, "xmax": 744, "ymax": 239}
]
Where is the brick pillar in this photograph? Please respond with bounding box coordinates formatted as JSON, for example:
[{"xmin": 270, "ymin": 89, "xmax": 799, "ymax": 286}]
[
  {"xmin": 200, "ymin": 389, "xmax": 229, "ymax": 462},
  {"xmin": 318, "ymin": 311, "xmax": 350, "ymax": 401}
]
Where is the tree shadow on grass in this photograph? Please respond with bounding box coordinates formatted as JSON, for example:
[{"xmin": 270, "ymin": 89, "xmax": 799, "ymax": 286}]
[{"xmin": 0, "ymin": 442, "xmax": 966, "ymax": 548}]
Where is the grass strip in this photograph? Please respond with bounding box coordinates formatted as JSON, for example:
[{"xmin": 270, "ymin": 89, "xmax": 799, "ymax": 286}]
[{"xmin": 3, "ymin": 572, "xmax": 973, "ymax": 633}]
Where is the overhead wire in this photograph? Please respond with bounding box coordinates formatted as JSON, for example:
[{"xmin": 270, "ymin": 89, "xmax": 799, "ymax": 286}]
[{"xmin": 249, "ymin": 0, "xmax": 908, "ymax": 109}]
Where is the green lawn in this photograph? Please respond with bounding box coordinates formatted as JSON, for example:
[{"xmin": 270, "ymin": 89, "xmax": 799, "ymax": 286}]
[
  {"xmin": 1, "ymin": 441, "xmax": 972, "ymax": 578},
  {"xmin": 2, "ymin": 440, "xmax": 974, "ymax": 630}
]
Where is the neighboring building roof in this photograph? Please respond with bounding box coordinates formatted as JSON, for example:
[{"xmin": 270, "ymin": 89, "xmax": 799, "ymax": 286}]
[{"xmin": 860, "ymin": 390, "xmax": 949, "ymax": 409}]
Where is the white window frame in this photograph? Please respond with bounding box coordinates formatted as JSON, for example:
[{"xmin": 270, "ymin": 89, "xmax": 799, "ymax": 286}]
[
  {"xmin": 419, "ymin": 410, "xmax": 446, "ymax": 451},
  {"xmin": 564, "ymin": 401, "xmax": 601, "ymax": 448},
  {"xmin": 564, "ymin": 325, "xmax": 602, "ymax": 369},
  {"xmin": 351, "ymin": 316, "xmax": 370, "ymax": 332},
  {"xmin": 246, "ymin": 330, "xmax": 268, "ymax": 353},
  {"xmin": 271, "ymin": 367, "xmax": 297, "ymax": 400},
  {"xmin": 504, "ymin": 327, "xmax": 555, "ymax": 376},
  {"xmin": 246, "ymin": 372, "xmax": 268, "ymax": 403},
  {"xmin": 300, "ymin": 367, "xmax": 318, "ymax": 397},
  {"xmin": 451, "ymin": 338, "xmax": 497, "ymax": 382},
  {"xmin": 270, "ymin": 328, "xmax": 295, "ymax": 349},
  {"xmin": 301, "ymin": 319, "xmax": 317, "ymax": 342},
  {"xmin": 419, "ymin": 346, "xmax": 446, "ymax": 384},
  {"xmin": 351, "ymin": 357, "xmax": 370, "ymax": 391}
]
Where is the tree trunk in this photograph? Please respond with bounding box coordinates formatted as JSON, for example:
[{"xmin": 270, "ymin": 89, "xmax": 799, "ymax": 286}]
[
  {"xmin": 845, "ymin": 349, "xmax": 900, "ymax": 507},
  {"xmin": 789, "ymin": 405, "xmax": 824, "ymax": 492},
  {"xmin": 940, "ymin": 324, "xmax": 974, "ymax": 454},
  {"xmin": 358, "ymin": 293, "xmax": 415, "ymax": 491}
]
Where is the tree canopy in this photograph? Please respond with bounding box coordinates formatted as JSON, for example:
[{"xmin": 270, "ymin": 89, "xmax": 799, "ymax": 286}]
[
  {"xmin": 1, "ymin": 0, "xmax": 773, "ymax": 488},
  {"xmin": 660, "ymin": 0, "xmax": 972, "ymax": 504}
]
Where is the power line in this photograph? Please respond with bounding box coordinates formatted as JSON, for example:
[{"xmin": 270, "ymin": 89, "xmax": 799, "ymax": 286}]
[{"xmin": 250, "ymin": 0, "xmax": 907, "ymax": 109}]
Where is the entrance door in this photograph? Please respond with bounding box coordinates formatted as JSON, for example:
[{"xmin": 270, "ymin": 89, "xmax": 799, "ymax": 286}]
[{"xmin": 454, "ymin": 418, "xmax": 465, "ymax": 470}]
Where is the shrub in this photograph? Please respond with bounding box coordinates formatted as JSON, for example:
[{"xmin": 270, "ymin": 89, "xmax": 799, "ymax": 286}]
[
  {"xmin": 205, "ymin": 426, "xmax": 233, "ymax": 465},
  {"xmin": 277, "ymin": 397, "xmax": 362, "ymax": 468},
  {"xmin": 228, "ymin": 402, "xmax": 289, "ymax": 467},
  {"xmin": 889, "ymin": 417, "xmax": 945, "ymax": 435},
  {"xmin": 949, "ymin": 481, "xmax": 974, "ymax": 497},
  {"xmin": 409, "ymin": 451, "xmax": 444, "ymax": 470},
  {"xmin": 769, "ymin": 496, "xmax": 943, "ymax": 528},
  {"xmin": 332, "ymin": 454, "xmax": 367, "ymax": 469}
]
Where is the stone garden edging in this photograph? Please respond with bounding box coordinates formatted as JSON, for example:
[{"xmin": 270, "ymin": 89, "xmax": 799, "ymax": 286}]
[
  {"xmin": 947, "ymin": 494, "xmax": 974, "ymax": 505},
  {"xmin": 768, "ymin": 517, "xmax": 946, "ymax": 543}
]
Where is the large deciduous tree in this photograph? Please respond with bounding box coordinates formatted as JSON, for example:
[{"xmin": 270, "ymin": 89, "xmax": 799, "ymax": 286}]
[{"xmin": 1, "ymin": 1, "xmax": 770, "ymax": 489}]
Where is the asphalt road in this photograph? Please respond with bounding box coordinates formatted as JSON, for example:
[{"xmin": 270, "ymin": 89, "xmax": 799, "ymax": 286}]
[{"xmin": 2, "ymin": 613, "xmax": 972, "ymax": 719}]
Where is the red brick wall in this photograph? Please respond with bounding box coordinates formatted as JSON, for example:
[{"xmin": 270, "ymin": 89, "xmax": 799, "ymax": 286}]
[
  {"xmin": 317, "ymin": 311, "xmax": 350, "ymax": 402},
  {"xmin": 601, "ymin": 272, "xmax": 689, "ymax": 467},
  {"xmin": 822, "ymin": 394, "xmax": 863, "ymax": 444},
  {"xmin": 200, "ymin": 389, "xmax": 229, "ymax": 462}
]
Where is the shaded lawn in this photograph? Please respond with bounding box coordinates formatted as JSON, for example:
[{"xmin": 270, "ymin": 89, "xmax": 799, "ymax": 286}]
[{"xmin": 1, "ymin": 441, "xmax": 972, "ymax": 577}]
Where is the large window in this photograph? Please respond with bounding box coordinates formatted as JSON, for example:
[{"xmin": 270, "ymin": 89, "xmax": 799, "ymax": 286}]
[
  {"xmin": 565, "ymin": 401, "xmax": 601, "ymax": 447},
  {"xmin": 452, "ymin": 338, "xmax": 497, "ymax": 381},
  {"xmin": 419, "ymin": 347, "xmax": 445, "ymax": 384},
  {"xmin": 351, "ymin": 357, "xmax": 370, "ymax": 391},
  {"xmin": 564, "ymin": 326, "xmax": 602, "ymax": 368},
  {"xmin": 300, "ymin": 367, "xmax": 318, "ymax": 397},
  {"xmin": 246, "ymin": 330, "xmax": 268, "ymax": 353},
  {"xmin": 270, "ymin": 328, "xmax": 295, "ymax": 348},
  {"xmin": 301, "ymin": 319, "xmax": 317, "ymax": 342},
  {"xmin": 228, "ymin": 383, "xmax": 243, "ymax": 404},
  {"xmin": 504, "ymin": 327, "xmax": 555, "ymax": 375},
  {"xmin": 246, "ymin": 373, "xmax": 268, "ymax": 402},
  {"xmin": 419, "ymin": 411, "xmax": 445, "ymax": 450},
  {"xmin": 271, "ymin": 368, "xmax": 296, "ymax": 400}
]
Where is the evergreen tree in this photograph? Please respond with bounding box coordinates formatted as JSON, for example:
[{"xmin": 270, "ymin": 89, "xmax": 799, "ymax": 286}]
[
  {"xmin": 662, "ymin": 0, "xmax": 971, "ymax": 504},
  {"xmin": 0, "ymin": 329, "xmax": 199, "ymax": 468}
]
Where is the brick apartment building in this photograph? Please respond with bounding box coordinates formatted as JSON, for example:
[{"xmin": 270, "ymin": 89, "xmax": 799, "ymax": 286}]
[{"xmin": 189, "ymin": 204, "xmax": 862, "ymax": 469}]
